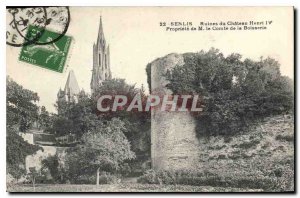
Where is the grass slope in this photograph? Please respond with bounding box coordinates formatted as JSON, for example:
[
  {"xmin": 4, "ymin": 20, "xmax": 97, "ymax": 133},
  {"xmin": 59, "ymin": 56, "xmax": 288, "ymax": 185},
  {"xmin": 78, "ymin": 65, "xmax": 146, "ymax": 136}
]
[{"xmin": 197, "ymin": 114, "xmax": 294, "ymax": 191}]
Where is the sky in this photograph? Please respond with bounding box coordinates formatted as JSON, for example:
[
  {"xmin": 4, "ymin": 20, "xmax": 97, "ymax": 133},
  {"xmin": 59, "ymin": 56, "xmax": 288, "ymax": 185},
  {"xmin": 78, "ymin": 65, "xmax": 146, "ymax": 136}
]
[{"xmin": 7, "ymin": 7, "xmax": 294, "ymax": 112}]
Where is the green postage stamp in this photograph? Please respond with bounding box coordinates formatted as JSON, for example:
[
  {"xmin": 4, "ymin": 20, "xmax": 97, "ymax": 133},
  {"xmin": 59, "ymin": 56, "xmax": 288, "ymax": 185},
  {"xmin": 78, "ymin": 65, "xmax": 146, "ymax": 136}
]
[{"xmin": 19, "ymin": 25, "xmax": 72, "ymax": 73}]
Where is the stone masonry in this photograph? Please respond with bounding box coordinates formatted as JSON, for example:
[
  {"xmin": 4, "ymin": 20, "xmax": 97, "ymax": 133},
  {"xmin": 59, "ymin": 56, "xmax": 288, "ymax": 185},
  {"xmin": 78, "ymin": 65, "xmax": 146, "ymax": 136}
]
[{"xmin": 149, "ymin": 53, "xmax": 200, "ymax": 170}]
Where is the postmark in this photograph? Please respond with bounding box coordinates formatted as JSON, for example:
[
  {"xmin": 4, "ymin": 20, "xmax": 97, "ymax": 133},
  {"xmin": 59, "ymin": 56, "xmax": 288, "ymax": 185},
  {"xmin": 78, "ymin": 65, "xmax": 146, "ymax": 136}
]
[
  {"xmin": 6, "ymin": 7, "xmax": 48, "ymax": 47},
  {"xmin": 6, "ymin": 6, "xmax": 70, "ymax": 47},
  {"xmin": 19, "ymin": 25, "xmax": 72, "ymax": 73}
]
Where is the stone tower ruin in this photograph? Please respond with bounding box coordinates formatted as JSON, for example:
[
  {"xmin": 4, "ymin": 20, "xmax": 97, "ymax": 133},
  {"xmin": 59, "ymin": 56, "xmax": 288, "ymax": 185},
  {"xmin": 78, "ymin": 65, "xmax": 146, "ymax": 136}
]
[{"xmin": 148, "ymin": 53, "xmax": 200, "ymax": 170}]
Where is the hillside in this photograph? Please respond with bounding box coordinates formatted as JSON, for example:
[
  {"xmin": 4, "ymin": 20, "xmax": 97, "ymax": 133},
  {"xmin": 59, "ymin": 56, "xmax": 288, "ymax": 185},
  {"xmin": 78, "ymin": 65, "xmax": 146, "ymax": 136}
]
[{"xmin": 198, "ymin": 114, "xmax": 294, "ymax": 191}]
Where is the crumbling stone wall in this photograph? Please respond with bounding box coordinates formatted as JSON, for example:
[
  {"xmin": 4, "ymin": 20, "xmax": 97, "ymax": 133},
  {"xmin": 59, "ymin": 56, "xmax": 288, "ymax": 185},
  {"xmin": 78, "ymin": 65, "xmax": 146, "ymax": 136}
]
[
  {"xmin": 19, "ymin": 132, "xmax": 67, "ymax": 172},
  {"xmin": 149, "ymin": 53, "xmax": 200, "ymax": 170},
  {"xmin": 25, "ymin": 146, "xmax": 57, "ymax": 171},
  {"xmin": 25, "ymin": 146, "xmax": 67, "ymax": 172}
]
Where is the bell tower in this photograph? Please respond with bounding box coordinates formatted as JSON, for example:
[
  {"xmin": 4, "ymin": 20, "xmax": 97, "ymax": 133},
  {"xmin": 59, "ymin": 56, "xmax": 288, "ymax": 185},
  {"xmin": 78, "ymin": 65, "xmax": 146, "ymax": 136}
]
[{"xmin": 91, "ymin": 16, "xmax": 112, "ymax": 95}]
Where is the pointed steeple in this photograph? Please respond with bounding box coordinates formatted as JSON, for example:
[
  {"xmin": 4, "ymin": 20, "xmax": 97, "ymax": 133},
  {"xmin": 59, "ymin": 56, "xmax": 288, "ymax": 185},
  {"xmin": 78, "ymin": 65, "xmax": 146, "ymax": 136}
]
[
  {"xmin": 97, "ymin": 16, "xmax": 105, "ymax": 46},
  {"xmin": 91, "ymin": 16, "xmax": 112, "ymax": 95},
  {"xmin": 57, "ymin": 87, "xmax": 63, "ymax": 98},
  {"xmin": 64, "ymin": 70, "xmax": 80, "ymax": 97}
]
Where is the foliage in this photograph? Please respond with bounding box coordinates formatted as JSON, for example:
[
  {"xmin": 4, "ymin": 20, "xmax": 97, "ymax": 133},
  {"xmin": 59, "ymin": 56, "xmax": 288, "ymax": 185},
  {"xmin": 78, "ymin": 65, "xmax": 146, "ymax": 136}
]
[
  {"xmin": 6, "ymin": 77, "xmax": 43, "ymax": 179},
  {"xmin": 48, "ymin": 116, "xmax": 74, "ymax": 136},
  {"xmin": 137, "ymin": 115, "xmax": 294, "ymax": 192},
  {"xmin": 51, "ymin": 91, "xmax": 100, "ymax": 137},
  {"xmin": 169, "ymin": 115, "xmax": 293, "ymax": 192},
  {"xmin": 7, "ymin": 132, "xmax": 42, "ymax": 180},
  {"xmin": 7, "ymin": 77, "xmax": 39, "ymax": 131},
  {"xmin": 98, "ymin": 172, "xmax": 120, "ymax": 184},
  {"xmin": 93, "ymin": 78, "xmax": 140, "ymax": 118},
  {"xmin": 38, "ymin": 106, "xmax": 51, "ymax": 130},
  {"xmin": 81, "ymin": 118, "xmax": 135, "ymax": 169},
  {"xmin": 41, "ymin": 155, "xmax": 66, "ymax": 183},
  {"xmin": 7, "ymin": 128, "xmax": 42, "ymax": 179},
  {"xmin": 64, "ymin": 118, "xmax": 135, "ymax": 183},
  {"xmin": 93, "ymin": 78, "xmax": 151, "ymax": 168},
  {"xmin": 164, "ymin": 48, "xmax": 294, "ymax": 136},
  {"xmin": 51, "ymin": 79, "xmax": 148, "ymax": 180},
  {"xmin": 53, "ymin": 78, "xmax": 150, "ymax": 164},
  {"xmin": 274, "ymin": 163, "xmax": 294, "ymax": 191},
  {"xmin": 26, "ymin": 167, "xmax": 39, "ymax": 189},
  {"xmin": 137, "ymin": 168, "xmax": 292, "ymax": 191},
  {"xmin": 275, "ymin": 134, "xmax": 294, "ymax": 142},
  {"xmin": 146, "ymin": 63, "xmax": 151, "ymax": 91}
]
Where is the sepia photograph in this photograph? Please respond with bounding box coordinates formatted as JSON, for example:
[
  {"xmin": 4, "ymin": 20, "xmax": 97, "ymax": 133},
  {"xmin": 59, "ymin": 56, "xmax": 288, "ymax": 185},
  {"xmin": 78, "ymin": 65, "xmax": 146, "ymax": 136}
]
[{"xmin": 5, "ymin": 6, "xmax": 294, "ymax": 192}]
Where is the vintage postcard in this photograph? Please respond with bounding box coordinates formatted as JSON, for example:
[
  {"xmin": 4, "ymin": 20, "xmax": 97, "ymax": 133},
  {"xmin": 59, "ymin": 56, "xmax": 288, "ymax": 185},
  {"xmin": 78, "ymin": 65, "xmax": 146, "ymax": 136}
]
[{"xmin": 6, "ymin": 6, "xmax": 294, "ymax": 192}]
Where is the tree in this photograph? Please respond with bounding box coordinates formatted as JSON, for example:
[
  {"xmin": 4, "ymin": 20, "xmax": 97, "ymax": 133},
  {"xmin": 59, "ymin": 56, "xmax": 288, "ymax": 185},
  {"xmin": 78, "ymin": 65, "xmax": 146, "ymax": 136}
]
[
  {"xmin": 41, "ymin": 154, "xmax": 66, "ymax": 183},
  {"xmin": 6, "ymin": 77, "xmax": 42, "ymax": 179},
  {"xmin": 7, "ymin": 128, "xmax": 42, "ymax": 179},
  {"xmin": 51, "ymin": 91, "xmax": 100, "ymax": 138},
  {"xmin": 53, "ymin": 79, "xmax": 150, "ymax": 179},
  {"xmin": 65, "ymin": 118, "xmax": 135, "ymax": 185},
  {"xmin": 26, "ymin": 167, "xmax": 39, "ymax": 191},
  {"xmin": 164, "ymin": 48, "xmax": 294, "ymax": 136},
  {"xmin": 38, "ymin": 106, "xmax": 51, "ymax": 130},
  {"xmin": 93, "ymin": 78, "xmax": 138, "ymax": 99},
  {"xmin": 7, "ymin": 77, "xmax": 39, "ymax": 131},
  {"xmin": 93, "ymin": 78, "xmax": 151, "ymax": 166}
]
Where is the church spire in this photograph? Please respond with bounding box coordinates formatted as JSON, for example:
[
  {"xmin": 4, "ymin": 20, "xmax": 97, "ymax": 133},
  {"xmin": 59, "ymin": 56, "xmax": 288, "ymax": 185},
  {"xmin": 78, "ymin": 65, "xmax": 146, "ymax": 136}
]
[
  {"xmin": 57, "ymin": 70, "xmax": 81, "ymax": 104},
  {"xmin": 64, "ymin": 70, "xmax": 80, "ymax": 98},
  {"xmin": 91, "ymin": 16, "xmax": 112, "ymax": 95},
  {"xmin": 97, "ymin": 16, "xmax": 105, "ymax": 45}
]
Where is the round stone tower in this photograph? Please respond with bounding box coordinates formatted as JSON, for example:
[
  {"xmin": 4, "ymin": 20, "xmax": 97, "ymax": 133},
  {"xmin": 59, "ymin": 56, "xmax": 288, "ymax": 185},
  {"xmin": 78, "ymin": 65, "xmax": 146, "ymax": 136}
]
[{"xmin": 148, "ymin": 53, "xmax": 200, "ymax": 171}]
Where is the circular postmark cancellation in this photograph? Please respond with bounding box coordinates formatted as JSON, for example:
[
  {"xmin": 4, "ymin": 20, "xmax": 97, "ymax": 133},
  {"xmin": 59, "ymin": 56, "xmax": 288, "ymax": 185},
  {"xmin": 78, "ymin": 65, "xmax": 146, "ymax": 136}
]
[
  {"xmin": 6, "ymin": 6, "xmax": 70, "ymax": 47},
  {"xmin": 6, "ymin": 7, "xmax": 48, "ymax": 47}
]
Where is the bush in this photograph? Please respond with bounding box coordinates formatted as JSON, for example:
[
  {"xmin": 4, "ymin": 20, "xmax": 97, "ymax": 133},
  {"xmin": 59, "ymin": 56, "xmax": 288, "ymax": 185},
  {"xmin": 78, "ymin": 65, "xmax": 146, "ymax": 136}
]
[
  {"xmin": 41, "ymin": 155, "xmax": 66, "ymax": 184},
  {"xmin": 137, "ymin": 169, "xmax": 159, "ymax": 184},
  {"xmin": 137, "ymin": 169, "xmax": 287, "ymax": 191},
  {"xmin": 98, "ymin": 172, "xmax": 120, "ymax": 184}
]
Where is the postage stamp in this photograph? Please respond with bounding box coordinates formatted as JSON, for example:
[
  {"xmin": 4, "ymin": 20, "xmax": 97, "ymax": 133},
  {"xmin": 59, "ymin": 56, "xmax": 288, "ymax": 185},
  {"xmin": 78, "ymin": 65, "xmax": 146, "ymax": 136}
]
[{"xmin": 19, "ymin": 25, "xmax": 72, "ymax": 73}]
